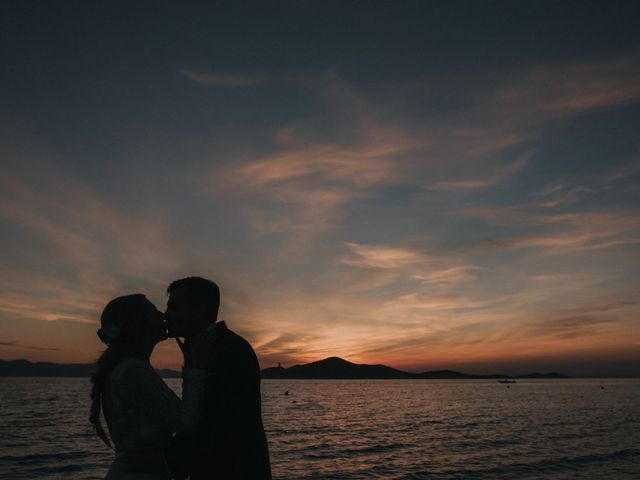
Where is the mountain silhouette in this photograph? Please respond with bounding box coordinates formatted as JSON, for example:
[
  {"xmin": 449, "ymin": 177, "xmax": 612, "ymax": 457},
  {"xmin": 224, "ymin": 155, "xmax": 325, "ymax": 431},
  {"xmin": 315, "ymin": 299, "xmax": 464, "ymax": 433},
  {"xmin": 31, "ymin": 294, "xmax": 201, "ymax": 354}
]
[
  {"xmin": 0, "ymin": 359, "xmax": 181, "ymax": 378},
  {"xmin": 260, "ymin": 357, "xmax": 569, "ymax": 379},
  {"xmin": 261, "ymin": 356, "xmax": 411, "ymax": 379}
]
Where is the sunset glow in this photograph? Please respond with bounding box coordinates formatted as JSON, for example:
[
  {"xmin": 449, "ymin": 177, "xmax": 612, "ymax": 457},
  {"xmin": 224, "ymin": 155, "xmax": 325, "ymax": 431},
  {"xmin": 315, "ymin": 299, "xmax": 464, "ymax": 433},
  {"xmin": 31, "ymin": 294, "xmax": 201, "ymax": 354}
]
[{"xmin": 1, "ymin": 3, "xmax": 639, "ymax": 376}]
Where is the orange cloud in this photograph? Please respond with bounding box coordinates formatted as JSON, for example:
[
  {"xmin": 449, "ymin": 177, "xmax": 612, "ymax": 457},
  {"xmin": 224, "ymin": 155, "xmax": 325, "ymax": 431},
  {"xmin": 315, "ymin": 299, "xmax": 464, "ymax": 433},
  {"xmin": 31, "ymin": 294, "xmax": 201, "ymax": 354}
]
[{"xmin": 342, "ymin": 242, "xmax": 428, "ymax": 269}]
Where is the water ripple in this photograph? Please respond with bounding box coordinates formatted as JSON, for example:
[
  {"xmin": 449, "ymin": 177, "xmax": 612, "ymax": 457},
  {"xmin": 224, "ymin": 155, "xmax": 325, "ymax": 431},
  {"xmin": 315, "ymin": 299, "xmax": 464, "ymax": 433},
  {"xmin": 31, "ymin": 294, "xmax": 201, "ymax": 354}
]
[{"xmin": 1, "ymin": 377, "xmax": 639, "ymax": 479}]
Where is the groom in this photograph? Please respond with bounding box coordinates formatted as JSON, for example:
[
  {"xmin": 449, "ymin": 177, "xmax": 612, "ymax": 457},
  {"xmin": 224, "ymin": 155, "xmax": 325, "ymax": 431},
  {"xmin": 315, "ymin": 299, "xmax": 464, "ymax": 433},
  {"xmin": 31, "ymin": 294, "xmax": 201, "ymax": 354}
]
[{"xmin": 165, "ymin": 276, "xmax": 271, "ymax": 480}]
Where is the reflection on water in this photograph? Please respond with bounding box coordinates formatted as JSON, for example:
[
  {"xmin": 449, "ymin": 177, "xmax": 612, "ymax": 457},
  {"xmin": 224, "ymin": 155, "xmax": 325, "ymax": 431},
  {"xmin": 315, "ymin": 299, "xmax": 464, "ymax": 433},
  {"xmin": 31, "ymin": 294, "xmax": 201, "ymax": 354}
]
[{"xmin": 0, "ymin": 378, "xmax": 638, "ymax": 479}]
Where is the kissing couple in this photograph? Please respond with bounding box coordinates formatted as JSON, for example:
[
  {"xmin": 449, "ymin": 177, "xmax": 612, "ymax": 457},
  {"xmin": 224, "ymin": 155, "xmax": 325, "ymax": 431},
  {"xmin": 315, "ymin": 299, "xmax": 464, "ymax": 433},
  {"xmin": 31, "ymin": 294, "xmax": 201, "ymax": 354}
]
[{"xmin": 89, "ymin": 276, "xmax": 272, "ymax": 480}]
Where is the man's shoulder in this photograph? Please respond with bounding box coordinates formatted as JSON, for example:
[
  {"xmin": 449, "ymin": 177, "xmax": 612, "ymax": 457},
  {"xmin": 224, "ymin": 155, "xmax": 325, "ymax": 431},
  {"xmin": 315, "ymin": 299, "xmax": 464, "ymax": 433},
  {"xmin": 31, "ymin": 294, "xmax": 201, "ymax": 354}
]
[
  {"xmin": 217, "ymin": 322, "xmax": 254, "ymax": 351},
  {"xmin": 209, "ymin": 323, "xmax": 259, "ymax": 369}
]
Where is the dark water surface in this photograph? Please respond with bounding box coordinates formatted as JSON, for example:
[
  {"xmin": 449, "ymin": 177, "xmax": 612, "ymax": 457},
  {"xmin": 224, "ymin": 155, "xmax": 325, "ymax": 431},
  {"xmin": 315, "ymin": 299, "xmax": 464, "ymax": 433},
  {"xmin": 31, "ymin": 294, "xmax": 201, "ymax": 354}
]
[{"xmin": 0, "ymin": 378, "xmax": 638, "ymax": 479}]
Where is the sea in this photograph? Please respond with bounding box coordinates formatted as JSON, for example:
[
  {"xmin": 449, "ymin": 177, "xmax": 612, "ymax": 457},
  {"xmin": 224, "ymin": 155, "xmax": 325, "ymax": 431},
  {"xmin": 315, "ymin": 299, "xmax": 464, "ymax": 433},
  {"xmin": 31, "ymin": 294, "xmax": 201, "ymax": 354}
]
[{"xmin": 0, "ymin": 378, "xmax": 638, "ymax": 479}]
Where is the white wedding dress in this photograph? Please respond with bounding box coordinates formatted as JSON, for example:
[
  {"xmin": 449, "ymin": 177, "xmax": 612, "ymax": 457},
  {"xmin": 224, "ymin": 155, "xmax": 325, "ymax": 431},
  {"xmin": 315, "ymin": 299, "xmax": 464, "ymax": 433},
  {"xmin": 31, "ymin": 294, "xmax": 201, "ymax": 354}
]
[{"xmin": 102, "ymin": 358, "xmax": 206, "ymax": 480}]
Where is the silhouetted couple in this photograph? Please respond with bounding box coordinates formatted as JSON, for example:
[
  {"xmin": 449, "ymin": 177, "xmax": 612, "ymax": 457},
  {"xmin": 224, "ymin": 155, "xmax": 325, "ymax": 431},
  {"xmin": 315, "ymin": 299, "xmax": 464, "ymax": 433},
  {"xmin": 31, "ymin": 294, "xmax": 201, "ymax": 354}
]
[{"xmin": 90, "ymin": 277, "xmax": 271, "ymax": 480}]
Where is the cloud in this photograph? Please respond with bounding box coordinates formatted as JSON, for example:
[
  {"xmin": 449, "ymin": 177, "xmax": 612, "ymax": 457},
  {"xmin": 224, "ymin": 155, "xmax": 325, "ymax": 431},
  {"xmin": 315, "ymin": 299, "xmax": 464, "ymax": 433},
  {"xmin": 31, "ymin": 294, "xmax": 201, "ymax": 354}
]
[
  {"xmin": 457, "ymin": 207, "xmax": 640, "ymax": 254},
  {"xmin": 535, "ymin": 185, "xmax": 593, "ymax": 208},
  {"xmin": 234, "ymin": 124, "xmax": 421, "ymax": 189},
  {"xmin": 180, "ymin": 68, "xmax": 268, "ymax": 87},
  {"xmin": 537, "ymin": 211, "xmax": 640, "ymax": 250},
  {"xmin": 430, "ymin": 150, "xmax": 533, "ymax": 191},
  {"xmin": 412, "ymin": 266, "xmax": 481, "ymax": 290},
  {"xmin": 219, "ymin": 124, "xmax": 424, "ymax": 241},
  {"xmin": 342, "ymin": 242, "xmax": 427, "ymax": 269},
  {"xmin": 533, "ymin": 155, "xmax": 640, "ymax": 209},
  {"xmin": 255, "ymin": 332, "xmax": 327, "ymax": 366},
  {"xmin": 0, "ymin": 340, "xmax": 63, "ymax": 351},
  {"xmin": 530, "ymin": 315, "xmax": 614, "ymax": 339},
  {"xmin": 203, "ymin": 51, "xmax": 640, "ymax": 246},
  {"xmin": 518, "ymin": 296, "xmax": 638, "ymax": 341},
  {"xmin": 601, "ymin": 158, "xmax": 640, "ymax": 184},
  {"xmin": 494, "ymin": 51, "xmax": 640, "ymax": 114},
  {"xmin": 0, "ymin": 155, "xmax": 193, "ymax": 332},
  {"xmin": 380, "ymin": 292, "xmax": 500, "ymax": 313},
  {"xmin": 466, "ymin": 231, "xmax": 640, "ymax": 254},
  {"xmin": 0, "ymin": 166, "xmax": 181, "ymax": 279}
]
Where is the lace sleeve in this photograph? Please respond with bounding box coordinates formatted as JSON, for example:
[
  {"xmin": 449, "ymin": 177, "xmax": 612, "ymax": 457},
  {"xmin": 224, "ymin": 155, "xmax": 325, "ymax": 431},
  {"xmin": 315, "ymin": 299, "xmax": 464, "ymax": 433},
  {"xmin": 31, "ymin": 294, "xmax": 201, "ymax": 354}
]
[{"xmin": 115, "ymin": 359, "xmax": 207, "ymax": 435}]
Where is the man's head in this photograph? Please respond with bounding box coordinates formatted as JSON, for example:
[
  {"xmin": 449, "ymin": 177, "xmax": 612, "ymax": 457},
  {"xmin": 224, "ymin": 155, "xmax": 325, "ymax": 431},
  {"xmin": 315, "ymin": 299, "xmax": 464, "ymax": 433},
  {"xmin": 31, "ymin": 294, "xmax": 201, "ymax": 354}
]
[{"xmin": 165, "ymin": 276, "xmax": 220, "ymax": 338}]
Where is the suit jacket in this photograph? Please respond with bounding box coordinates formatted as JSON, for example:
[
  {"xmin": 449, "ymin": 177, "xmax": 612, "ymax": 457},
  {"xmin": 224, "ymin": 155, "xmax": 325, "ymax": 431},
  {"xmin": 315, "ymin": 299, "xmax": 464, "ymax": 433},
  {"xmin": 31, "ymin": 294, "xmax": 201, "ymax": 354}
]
[{"xmin": 169, "ymin": 322, "xmax": 272, "ymax": 480}]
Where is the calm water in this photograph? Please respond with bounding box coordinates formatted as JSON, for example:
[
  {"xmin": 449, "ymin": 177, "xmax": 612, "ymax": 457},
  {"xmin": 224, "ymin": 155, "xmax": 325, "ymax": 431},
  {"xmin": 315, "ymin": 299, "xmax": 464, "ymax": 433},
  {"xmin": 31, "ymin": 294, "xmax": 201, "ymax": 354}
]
[{"xmin": 0, "ymin": 378, "xmax": 638, "ymax": 479}]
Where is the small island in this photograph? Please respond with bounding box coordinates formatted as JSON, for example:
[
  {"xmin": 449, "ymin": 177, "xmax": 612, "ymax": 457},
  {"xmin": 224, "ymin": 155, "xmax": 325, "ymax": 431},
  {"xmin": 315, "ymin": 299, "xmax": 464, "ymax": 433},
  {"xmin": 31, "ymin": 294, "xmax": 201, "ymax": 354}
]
[{"xmin": 260, "ymin": 356, "xmax": 568, "ymax": 380}]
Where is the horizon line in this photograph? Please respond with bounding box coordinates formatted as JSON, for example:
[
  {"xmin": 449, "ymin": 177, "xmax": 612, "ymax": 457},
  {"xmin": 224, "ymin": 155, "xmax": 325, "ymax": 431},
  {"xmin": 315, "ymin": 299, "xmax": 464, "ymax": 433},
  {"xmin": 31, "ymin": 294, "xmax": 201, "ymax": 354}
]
[{"xmin": 2, "ymin": 357, "xmax": 638, "ymax": 379}]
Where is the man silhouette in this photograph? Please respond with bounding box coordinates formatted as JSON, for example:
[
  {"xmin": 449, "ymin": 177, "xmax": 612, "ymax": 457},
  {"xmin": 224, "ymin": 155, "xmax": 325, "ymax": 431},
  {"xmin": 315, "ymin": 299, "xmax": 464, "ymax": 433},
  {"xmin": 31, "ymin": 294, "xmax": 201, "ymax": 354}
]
[{"xmin": 165, "ymin": 276, "xmax": 271, "ymax": 480}]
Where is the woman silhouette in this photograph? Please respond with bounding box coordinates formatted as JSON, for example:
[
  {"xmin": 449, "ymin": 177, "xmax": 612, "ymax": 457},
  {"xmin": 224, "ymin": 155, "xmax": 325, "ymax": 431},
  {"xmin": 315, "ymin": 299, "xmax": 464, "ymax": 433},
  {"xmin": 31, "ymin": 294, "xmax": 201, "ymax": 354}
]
[{"xmin": 89, "ymin": 294, "xmax": 209, "ymax": 479}]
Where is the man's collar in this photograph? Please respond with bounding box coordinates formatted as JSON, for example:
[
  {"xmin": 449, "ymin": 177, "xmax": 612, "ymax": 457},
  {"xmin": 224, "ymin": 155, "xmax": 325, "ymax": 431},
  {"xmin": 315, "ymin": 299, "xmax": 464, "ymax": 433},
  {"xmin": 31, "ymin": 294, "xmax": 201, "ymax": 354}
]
[{"xmin": 207, "ymin": 320, "xmax": 227, "ymax": 333}]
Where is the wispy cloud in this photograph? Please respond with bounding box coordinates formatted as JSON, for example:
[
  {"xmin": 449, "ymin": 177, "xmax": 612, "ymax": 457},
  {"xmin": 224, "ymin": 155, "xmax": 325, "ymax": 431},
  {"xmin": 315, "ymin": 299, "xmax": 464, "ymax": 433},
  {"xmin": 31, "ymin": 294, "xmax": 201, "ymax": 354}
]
[
  {"xmin": 602, "ymin": 157, "xmax": 640, "ymax": 184},
  {"xmin": 205, "ymin": 52, "xmax": 640, "ymax": 248},
  {"xmin": 180, "ymin": 68, "xmax": 268, "ymax": 87},
  {"xmin": 535, "ymin": 184, "xmax": 593, "ymax": 208},
  {"xmin": 528, "ymin": 314, "xmax": 615, "ymax": 340},
  {"xmin": 532, "ymin": 155, "xmax": 640, "ymax": 209},
  {"xmin": 255, "ymin": 332, "xmax": 328, "ymax": 366},
  {"xmin": 458, "ymin": 206, "xmax": 640, "ymax": 254},
  {"xmin": 0, "ymin": 340, "xmax": 63, "ymax": 352},
  {"xmin": 380, "ymin": 292, "xmax": 499, "ymax": 313},
  {"xmin": 412, "ymin": 266, "xmax": 481, "ymax": 290},
  {"xmin": 430, "ymin": 150, "xmax": 533, "ymax": 191},
  {"xmin": 0, "ymin": 157, "xmax": 190, "ymax": 329},
  {"xmin": 495, "ymin": 52, "xmax": 640, "ymax": 114},
  {"xmin": 0, "ymin": 167, "xmax": 180, "ymax": 279},
  {"xmin": 220, "ymin": 124, "xmax": 423, "ymax": 240},
  {"xmin": 342, "ymin": 242, "xmax": 427, "ymax": 269},
  {"xmin": 236, "ymin": 137, "xmax": 412, "ymax": 187},
  {"xmin": 517, "ymin": 295, "xmax": 638, "ymax": 341}
]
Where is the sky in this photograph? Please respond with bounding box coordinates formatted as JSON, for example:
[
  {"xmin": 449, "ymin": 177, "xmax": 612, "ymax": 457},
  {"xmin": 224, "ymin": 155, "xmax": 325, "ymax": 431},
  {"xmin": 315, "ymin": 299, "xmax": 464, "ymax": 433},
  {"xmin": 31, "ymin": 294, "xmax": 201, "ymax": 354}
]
[{"xmin": 1, "ymin": 1, "xmax": 639, "ymax": 376}]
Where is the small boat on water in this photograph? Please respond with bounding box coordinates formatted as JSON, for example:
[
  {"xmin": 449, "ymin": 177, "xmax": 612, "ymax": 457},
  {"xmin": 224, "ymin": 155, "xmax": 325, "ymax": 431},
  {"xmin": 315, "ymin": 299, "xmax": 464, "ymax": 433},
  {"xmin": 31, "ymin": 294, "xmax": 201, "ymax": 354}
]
[{"xmin": 498, "ymin": 378, "xmax": 517, "ymax": 384}]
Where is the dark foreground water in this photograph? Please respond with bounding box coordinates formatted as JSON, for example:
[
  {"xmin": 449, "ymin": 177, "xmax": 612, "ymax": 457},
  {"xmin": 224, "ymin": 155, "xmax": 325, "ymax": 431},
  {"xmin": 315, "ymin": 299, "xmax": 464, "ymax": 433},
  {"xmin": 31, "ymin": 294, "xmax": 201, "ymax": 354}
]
[{"xmin": 0, "ymin": 378, "xmax": 638, "ymax": 479}]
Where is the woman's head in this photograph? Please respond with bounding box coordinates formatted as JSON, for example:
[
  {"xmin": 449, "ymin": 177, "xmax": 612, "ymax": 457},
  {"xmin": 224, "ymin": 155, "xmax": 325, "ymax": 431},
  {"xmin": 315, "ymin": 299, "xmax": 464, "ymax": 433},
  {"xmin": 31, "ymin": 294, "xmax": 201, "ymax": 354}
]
[
  {"xmin": 98, "ymin": 294, "xmax": 167, "ymax": 348},
  {"xmin": 90, "ymin": 294, "xmax": 166, "ymax": 448}
]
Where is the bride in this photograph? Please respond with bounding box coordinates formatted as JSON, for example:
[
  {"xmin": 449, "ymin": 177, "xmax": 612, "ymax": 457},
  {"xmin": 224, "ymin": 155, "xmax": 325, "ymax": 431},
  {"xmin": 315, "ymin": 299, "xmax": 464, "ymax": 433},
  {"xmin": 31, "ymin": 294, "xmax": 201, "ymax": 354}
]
[{"xmin": 89, "ymin": 294, "xmax": 209, "ymax": 479}]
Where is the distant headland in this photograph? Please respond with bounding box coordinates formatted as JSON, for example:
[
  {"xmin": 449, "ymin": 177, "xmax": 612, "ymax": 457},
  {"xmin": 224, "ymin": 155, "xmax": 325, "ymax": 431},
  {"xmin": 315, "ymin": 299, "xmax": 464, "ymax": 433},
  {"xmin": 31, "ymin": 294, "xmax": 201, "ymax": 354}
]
[
  {"xmin": 260, "ymin": 356, "xmax": 568, "ymax": 379},
  {"xmin": 0, "ymin": 359, "xmax": 181, "ymax": 378},
  {"xmin": 0, "ymin": 357, "xmax": 569, "ymax": 379}
]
